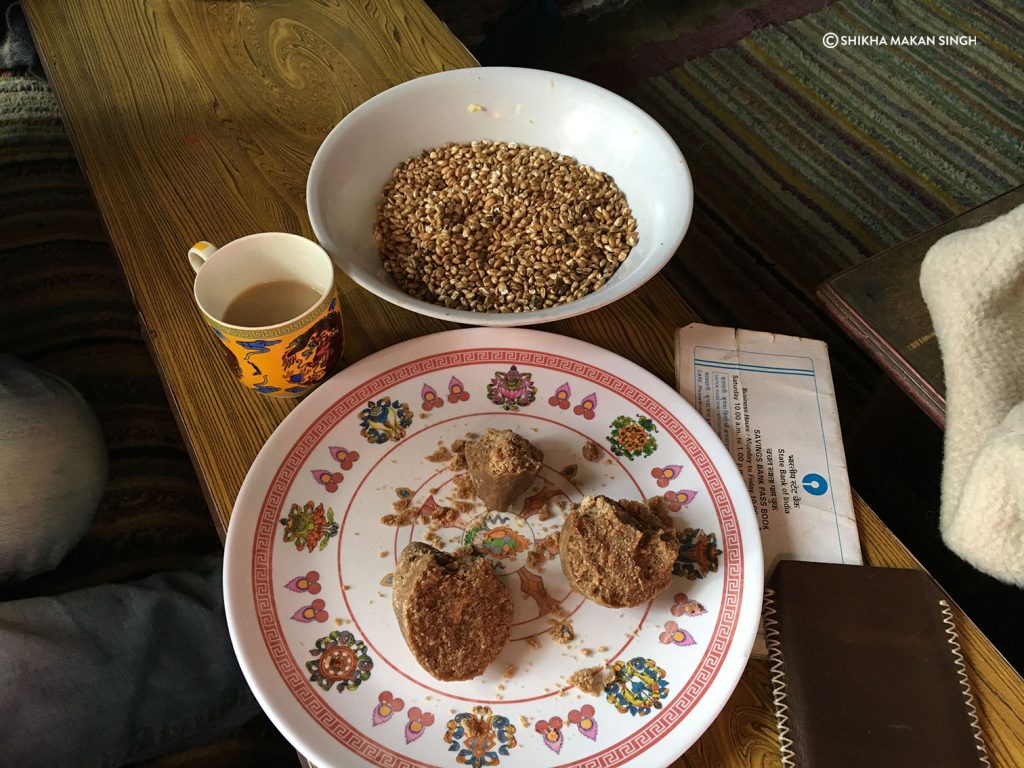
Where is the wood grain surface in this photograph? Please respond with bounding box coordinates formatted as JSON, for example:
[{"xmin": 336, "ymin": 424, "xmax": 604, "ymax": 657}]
[{"xmin": 22, "ymin": 1, "xmax": 1024, "ymax": 766}]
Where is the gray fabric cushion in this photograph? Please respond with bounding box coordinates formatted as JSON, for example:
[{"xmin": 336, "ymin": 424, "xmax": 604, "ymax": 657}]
[
  {"xmin": 1, "ymin": 2, "xmax": 37, "ymax": 72},
  {"xmin": 0, "ymin": 355, "xmax": 107, "ymax": 580}
]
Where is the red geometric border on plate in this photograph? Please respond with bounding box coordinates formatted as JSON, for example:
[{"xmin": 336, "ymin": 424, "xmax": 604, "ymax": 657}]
[{"xmin": 252, "ymin": 348, "xmax": 744, "ymax": 767}]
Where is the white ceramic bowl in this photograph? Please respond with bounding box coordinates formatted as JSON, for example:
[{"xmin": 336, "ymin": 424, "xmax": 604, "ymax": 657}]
[{"xmin": 307, "ymin": 67, "xmax": 692, "ymax": 326}]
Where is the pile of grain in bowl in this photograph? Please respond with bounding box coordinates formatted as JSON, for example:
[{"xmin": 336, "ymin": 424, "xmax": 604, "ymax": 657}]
[{"xmin": 373, "ymin": 140, "xmax": 637, "ymax": 313}]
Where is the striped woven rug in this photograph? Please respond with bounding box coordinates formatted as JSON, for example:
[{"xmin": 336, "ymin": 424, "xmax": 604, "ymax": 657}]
[{"xmin": 561, "ymin": 0, "xmax": 1024, "ymax": 402}]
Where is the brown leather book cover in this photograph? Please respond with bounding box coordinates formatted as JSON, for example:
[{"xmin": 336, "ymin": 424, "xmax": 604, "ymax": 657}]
[{"xmin": 763, "ymin": 561, "xmax": 989, "ymax": 767}]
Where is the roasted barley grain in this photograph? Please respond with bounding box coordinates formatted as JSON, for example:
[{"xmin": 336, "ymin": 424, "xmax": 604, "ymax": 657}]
[{"xmin": 374, "ymin": 141, "xmax": 637, "ymax": 312}]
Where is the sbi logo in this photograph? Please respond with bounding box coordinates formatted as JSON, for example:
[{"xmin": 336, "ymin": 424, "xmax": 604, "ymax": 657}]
[{"xmin": 801, "ymin": 473, "xmax": 828, "ymax": 496}]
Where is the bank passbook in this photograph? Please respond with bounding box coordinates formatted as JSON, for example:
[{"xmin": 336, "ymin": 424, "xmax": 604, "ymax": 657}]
[{"xmin": 676, "ymin": 323, "xmax": 861, "ymax": 656}]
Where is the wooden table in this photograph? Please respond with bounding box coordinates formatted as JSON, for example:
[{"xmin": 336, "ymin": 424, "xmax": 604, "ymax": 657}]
[
  {"xmin": 24, "ymin": 1, "xmax": 1024, "ymax": 765},
  {"xmin": 818, "ymin": 185, "xmax": 1024, "ymax": 428}
]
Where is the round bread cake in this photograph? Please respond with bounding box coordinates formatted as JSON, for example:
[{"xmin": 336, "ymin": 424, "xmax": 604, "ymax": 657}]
[
  {"xmin": 559, "ymin": 495, "xmax": 682, "ymax": 608},
  {"xmin": 392, "ymin": 542, "xmax": 513, "ymax": 680},
  {"xmin": 463, "ymin": 428, "xmax": 543, "ymax": 512}
]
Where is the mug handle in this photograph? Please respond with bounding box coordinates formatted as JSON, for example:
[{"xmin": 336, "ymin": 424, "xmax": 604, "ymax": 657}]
[{"xmin": 188, "ymin": 241, "xmax": 219, "ymax": 273}]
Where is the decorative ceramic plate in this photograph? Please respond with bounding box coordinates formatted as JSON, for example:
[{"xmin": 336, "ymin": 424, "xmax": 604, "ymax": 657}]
[{"xmin": 224, "ymin": 328, "xmax": 762, "ymax": 768}]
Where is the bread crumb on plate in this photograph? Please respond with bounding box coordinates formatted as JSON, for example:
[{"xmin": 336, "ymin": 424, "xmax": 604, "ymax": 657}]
[{"xmin": 567, "ymin": 665, "xmax": 613, "ymax": 696}]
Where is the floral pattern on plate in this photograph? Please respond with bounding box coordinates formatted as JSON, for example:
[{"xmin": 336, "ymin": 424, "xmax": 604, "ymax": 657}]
[{"xmin": 226, "ymin": 329, "xmax": 761, "ymax": 768}]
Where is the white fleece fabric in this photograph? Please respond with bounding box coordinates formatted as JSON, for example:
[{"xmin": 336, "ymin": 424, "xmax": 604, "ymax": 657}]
[{"xmin": 920, "ymin": 203, "xmax": 1024, "ymax": 587}]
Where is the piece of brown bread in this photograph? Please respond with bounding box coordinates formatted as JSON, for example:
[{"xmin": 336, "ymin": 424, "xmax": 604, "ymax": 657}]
[
  {"xmin": 392, "ymin": 542, "xmax": 513, "ymax": 680},
  {"xmin": 464, "ymin": 428, "xmax": 543, "ymax": 512},
  {"xmin": 559, "ymin": 495, "xmax": 681, "ymax": 608}
]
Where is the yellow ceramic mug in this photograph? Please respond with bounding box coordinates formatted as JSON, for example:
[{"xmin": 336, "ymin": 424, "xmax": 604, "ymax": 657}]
[{"xmin": 189, "ymin": 233, "xmax": 343, "ymax": 397}]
